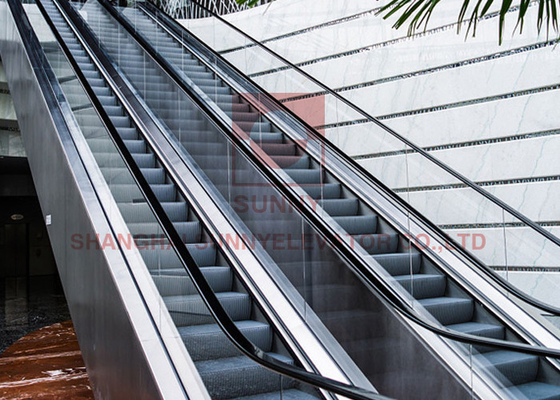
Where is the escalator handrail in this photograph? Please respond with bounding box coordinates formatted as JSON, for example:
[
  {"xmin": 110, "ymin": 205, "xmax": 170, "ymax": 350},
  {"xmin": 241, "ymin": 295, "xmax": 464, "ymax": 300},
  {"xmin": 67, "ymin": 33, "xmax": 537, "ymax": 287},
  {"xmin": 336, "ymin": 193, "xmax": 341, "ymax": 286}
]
[
  {"xmin": 37, "ymin": 0, "xmax": 390, "ymax": 398},
  {"xmin": 139, "ymin": 0, "xmax": 560, "ymax": 318},
  {"xmin": 96, "ymin": 0, "xmax": 560, "ymax": 360}
]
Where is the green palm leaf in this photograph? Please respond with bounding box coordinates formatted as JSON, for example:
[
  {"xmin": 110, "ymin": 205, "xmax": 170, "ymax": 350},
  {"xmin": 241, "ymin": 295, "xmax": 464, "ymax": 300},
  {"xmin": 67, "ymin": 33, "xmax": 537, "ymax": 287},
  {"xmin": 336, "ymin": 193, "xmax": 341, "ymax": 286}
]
[{"xmin": 237, "ymin": 0, "xmax": 560, "ymax": 44}]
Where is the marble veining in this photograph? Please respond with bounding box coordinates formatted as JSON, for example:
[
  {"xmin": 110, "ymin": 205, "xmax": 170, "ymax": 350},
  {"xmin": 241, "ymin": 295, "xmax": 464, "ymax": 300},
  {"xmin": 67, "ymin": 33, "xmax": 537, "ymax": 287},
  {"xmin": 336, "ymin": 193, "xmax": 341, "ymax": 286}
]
[{"xmin": 0, "ymin": 321, "xmax": 93, "ymax": 399}]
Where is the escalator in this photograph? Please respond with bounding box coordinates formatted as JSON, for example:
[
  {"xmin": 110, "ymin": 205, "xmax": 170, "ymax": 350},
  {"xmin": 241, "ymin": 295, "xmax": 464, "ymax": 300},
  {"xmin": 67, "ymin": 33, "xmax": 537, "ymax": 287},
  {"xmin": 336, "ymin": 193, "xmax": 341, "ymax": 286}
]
[
  {"xmin": 1, "ymin": 0, "xmax": 384, "ymax": 398},
  {"xmin": 3, "ymin": 0, "xmax": 560, "ymax": 398},
  {"xmin": 74, "ymin": 1, "xmax": 560, "ymax": 398},
  {"xmin": 39, "ymin": 4, "xmax": 315, "ymax": 398}
]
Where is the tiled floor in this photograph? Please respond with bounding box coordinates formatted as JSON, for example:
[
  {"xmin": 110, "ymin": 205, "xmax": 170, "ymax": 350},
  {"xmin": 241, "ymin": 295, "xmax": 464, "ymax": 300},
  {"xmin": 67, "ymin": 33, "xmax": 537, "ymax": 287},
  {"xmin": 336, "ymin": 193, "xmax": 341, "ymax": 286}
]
[
  {"xmin": 0, "ymin": 276, "xmax": 70, "ymax": 354},
  {"xmin": 0, "ymin": 320, "xmax": 94, "ymax": 399}
]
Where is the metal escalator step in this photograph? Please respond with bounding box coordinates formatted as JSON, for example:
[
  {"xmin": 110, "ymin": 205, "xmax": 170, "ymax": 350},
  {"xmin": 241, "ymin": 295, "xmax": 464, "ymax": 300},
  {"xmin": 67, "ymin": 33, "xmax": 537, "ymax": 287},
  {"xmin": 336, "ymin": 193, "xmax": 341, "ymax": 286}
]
[
  {"xmin": 117, "ymin": 202, "xmax": 188, "ymax": 223},
  {"xmin": 139, "ymin": 244, "xmax": 216, "ymax": 271},
  {"xmin": 165, "ymin": 292, "xmax": 251, "ymax": 326},
  {"xmin": 300, "ymin": 183, "xmax": 341, "ymax": 199},
  {"xmin": 102, "ymin": 105, "xmax": 123, "ymax": 117},
  {"xmin": 260, "ymin": 143, "xmax": 297, "ymax": 156},
  {"xmin": 115, "ymin": 127, "xmax": 138, "ymax": 140},
  {"xmin": 272, "ymin": 155, "xmax": 310, "ymax": 169},
  {"xmin": 195, "ymin": 353, "xmax": 294, "ymax": 399},
  {"xmin": 317, "ymin": 198, "xmax": 359, "ymax": 216},
  {"xmin": 233, "ymin": 389, "xmax": 320, "ymax": 400},
  {"xmin": 419, "ymin": 297, "xmax": 474, "ymax": 325},
  {"xmin": 127, "ymin": 221, "xmax": 200, "ymax": 242},
  {"xmin": 475, "ymin": 351, "xmax": 538, "ymax": 386},
  {"xmin": 111, "ymin": 183, "xmax": 175, "ymax": 203},
  {"xmin": 285, "ymin": 169, "xmax": 321, "ymax": 184},
  {"xmin": 332, "ymin": 215, "xmax": 377, "ymax": 235},
  {"xmin": 372, "ymin": 253, "xmax": 422, "ymax": 275},
  {"xmin": 507, "ymin": 382, "xmax": 560, "ymax": 400},
  {"xmin": 352, "ymin": 233, "xmax": 399, "ymax": 254},
  {"xmin": 216, "ymin": 102, "xmax": 250, "ymax": 113},
  {"xmin": 178, "ymin": 320, "xmax": 272, "ymax": 361},
  {"xmin": 152, "ymin": 266, "xmax": 232, "ymax": 296},
  {"xmin": 94, "ymin": 152, "xmax": 154, "ymax": 168},
  {"xmin": 394, "ymin": 274, "xmax": 447, "ymax": 299},
  {"xmin": 87, "ymin": 138, "xmax": 144, "ymax": 153},
  {"xmin": 447, "ymin": 322, "xmax": 505, "ymax": 340},
  {"xmin": 100, "ymin": 166, "xmax": 165, "ymax": 184},
  {"xmin": 236, "ymin": 121, "xmax": 272, "ymax": 133},
  {"xmin": 248, "ymin": 131, "xmax": 283, "ymax": 142},
  {"xmin": 199, "ymin": 85, "xmax": 231, "ymax": 95}
]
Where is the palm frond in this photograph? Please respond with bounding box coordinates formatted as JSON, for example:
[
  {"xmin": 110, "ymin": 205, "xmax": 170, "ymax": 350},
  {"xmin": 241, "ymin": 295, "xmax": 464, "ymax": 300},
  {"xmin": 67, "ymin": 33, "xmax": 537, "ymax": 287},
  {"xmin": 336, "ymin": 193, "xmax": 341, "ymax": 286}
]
[
  {"xmin": 378, "ymin": 0, "xmax": 560, "ymax": 44},
  {"xmin": 236, "ymin": 0, "xmax": 260, "ymax": 6},
  {"xmin": 237, "ymin": 0, "xmax": 559, "ymax": 44}
]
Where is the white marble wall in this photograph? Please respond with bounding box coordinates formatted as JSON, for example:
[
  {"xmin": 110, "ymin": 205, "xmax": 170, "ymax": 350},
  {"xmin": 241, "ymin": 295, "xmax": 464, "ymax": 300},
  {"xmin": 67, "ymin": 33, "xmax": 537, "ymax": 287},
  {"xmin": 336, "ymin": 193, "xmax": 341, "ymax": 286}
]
[
  {"xmin": 181, "ymin": 0, "xmax": 379, "ymax": 46},
  {"xmin": 499, "ymin": 270, "xmax": 560, "ymax": 307},
  {"xmin": 405, "ymin": 181, "xmax": 560, "ymax": 225},
  {"xmin": 244, "ymin": 5, "xmax": 545, "ymax": 83},
  {"xmin": 339, "ymin": 46, "xmax": 560, "ymax": 121},
  {"xmin": 269, "ymin": 2, "xmax": 510, "ymax": 63},
  {"xmin": 358, "ymin": 135, "xmax": 560, "ymax": 188},
  {"xmin": 444, "ymin": 225, "xmax": 560, "ymax": 268}
]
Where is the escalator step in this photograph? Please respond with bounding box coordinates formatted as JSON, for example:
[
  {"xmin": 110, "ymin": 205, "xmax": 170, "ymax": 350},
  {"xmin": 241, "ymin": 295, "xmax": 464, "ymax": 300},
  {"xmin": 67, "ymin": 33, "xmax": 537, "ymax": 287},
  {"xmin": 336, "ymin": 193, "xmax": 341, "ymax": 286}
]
[
  {"xmin": 127, "ymin": 221, "xmax": 200, "ymax": 242},
  {"xmin": 195, "ymin": 353, "xmax": 294, "ymax": 399},
  {"xmin": 178, "ymin": 320, "xmax": 272, "ymax": 361},
  {"xmin": 474, "ymin": 351, "xmax": 538, "ymax": 386},
  {"xmin": 95, "ymin": 152, "xmax": 154, "ymax": 168},
  {"xmin": 97, "ymin": 96, "xmax": 117, "ymax": 106},
  {"xmin": 117, "ymin": 202, "xmax": 188, "ymax": 223},
  {"xmin": 317, "ymin": 198, "xmax": 359, "ymax": 216},
  {"xmin": 103, "ymin": 105, "xmax": 124, "ymax": 116},
  {"xmin": 271, "ymin": 155, "xmax": 310, "ymax": 169},
  {"xmin": 419, "ymin": 297, "xmax": 474, "ymax": 325},
  {"xmin": 353, "ymin": 233, "xmax": 399, "ymax": 254},
  {"xmin": 508, "ymin": 382, "xmax": 560, "ymax": 400},
  {"xmin": 140, "ymin": 244, "xmax": 216, "ymax": 270},
  {"xmin": 111, "ymin": 183, "xmax": 175, "ymax": 203},
  {"xmin": 165, "ymin": 292, "xmax": 251, "ymax": 326},
  {"xmin": 260, "ymin": 143, "xmax": 297, "ymax": 156},
  {"xmin": 152, "ymin": 266, "xmax": 232, "ymax": 296},
  {"xmin": 332, "ymin": 215, "xmax": 377, "ymax": 235},
  {"xmin": 248, "ymin": 131, "xmax": 284, "ymax": 143},
  {"xmin": 101, "ymin": 166, "xmax": 165, "ymax": 184},
  {"xmin": 393, "ymin": 274, "xmax": 447, "ymax": 299},
  {"xmin": 300, "ymin": 183, "xmax": 341, "ymax": 199},
  {"xmin": 286, "ymin": 169, "xmax": 321, "ymax": 184},
  {"xmin": 447, "ymin": 322, "xmax": 505, "ymax": 340},
  {"xmin": 233, "ymin": 389, "xmax": 320, "ymax": 400},
  {"xmin": 372, "ymin": 253, "xmax": 422, "ymax": 276}
]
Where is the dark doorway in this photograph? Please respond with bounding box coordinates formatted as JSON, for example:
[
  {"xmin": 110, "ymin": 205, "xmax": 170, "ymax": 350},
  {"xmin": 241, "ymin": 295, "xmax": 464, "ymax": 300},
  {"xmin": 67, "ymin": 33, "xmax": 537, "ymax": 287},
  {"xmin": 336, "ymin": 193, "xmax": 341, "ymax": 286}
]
[{"xmin": 0, "ymin": 158, "xmax": 70, "ymax": 353}]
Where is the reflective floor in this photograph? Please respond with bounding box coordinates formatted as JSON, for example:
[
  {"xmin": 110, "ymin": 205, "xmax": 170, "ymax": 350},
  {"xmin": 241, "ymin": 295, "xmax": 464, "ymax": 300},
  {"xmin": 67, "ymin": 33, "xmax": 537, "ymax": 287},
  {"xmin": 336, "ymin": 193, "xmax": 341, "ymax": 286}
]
[
  {"xmin": 0, "ymin": 320, "xmax": 93, "ymax": 398},
  {"xmin": 0, "ymin": 276, "xmax": 70, "ymax": 354}
]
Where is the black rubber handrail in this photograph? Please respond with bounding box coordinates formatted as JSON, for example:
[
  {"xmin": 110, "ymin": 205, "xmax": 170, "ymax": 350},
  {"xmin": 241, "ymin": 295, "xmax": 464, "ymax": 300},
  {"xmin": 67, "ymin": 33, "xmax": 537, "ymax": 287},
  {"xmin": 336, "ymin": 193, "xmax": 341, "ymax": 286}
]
[
  {"xmin": 96, "ymin": 0, "xmax": 560, "ymax": 359},
  {"xmin": 34, "ymin": 0, "xmax": 389, "ymax": 398},
  {"xmin": 139, "ymin": 0, "xmax": 560, "ymax": 318}
]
